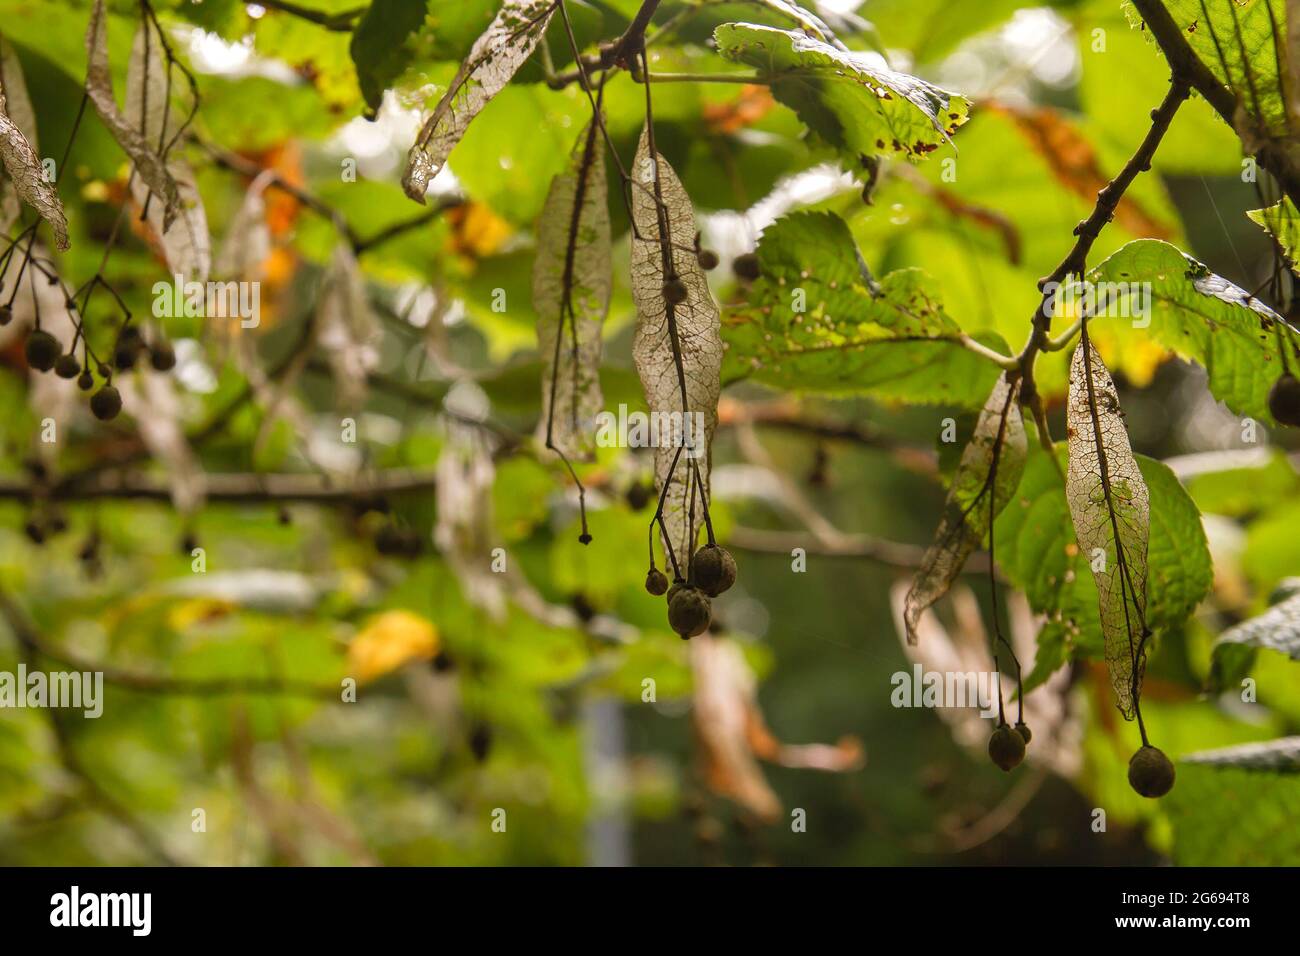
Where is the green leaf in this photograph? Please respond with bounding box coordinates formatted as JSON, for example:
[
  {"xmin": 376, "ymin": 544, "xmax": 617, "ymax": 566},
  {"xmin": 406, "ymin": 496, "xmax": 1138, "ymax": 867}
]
[
  {"xmin": 1166, "ymin": 747, "xmax": 1300, "ymax": 865},
  {"xmin": 1086, "ymin": 239, "xmax": 1300, "ymax": 423},
  {"xmin": 1183, "ymin": 735, "xmax": 1300, "ymax": 770},
  {"xmin": 1078, "ymin": 0, "xmax": 1242, "ymax": 176},
  {"xmin": 904, "ymin": 374, "xmax": 1026, "ymax": 642},
  {"xmin": 1248, "ymin": 195, "xmax": 1300, "ymax": 264},
  {"xmin": 722, "ymin": 211, "xmax": 1007, "ymax": 407},
  {"xmin": 1182, "ymin": 448, "xmax": 1300, "ymax": 516},
  {"xmin": 1132, "ymin": 0, "xmax": 1288, "ymax": 141},
  {"xmin": 995, "ymin": 445, "xmax": 1212, "ymax": 692},
  {"xmin": 196, "ymin": 75, "xmax": 339, "ymax": 150},
  {"xmin": 448, "ymin": 84, "xmax": 589, "ymax": 224},
  {"xmin": 1209, "ymin": 585, "xmax": 1300, "ymax": 690},
  {"xmin": 712, "ymin": 22, "xmax": 969, "ymax": 168},
  {"xmin": 864, "ymin": 0, "xmax": 1024, "ymax": 63},
  {"xmin": 350, "ymin": 0, "xmax": 429, "ymax": 111},
  {"xmin": 1244, "ymin": 499, "xmax": 1300, "ymax": 593}
]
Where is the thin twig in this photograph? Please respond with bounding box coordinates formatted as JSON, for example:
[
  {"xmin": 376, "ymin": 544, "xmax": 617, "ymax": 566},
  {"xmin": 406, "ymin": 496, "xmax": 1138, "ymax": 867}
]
[
  {"xmin": 1015, "ymin": 78, "xmax": 1190, "ymax": 409},
  {"xmin": 255, "ymin": 0, "xmax": 365, "ymax": 31},
  {"xmin": 0, "ymin": 467, "xmax": 441, "ymax": 504}
]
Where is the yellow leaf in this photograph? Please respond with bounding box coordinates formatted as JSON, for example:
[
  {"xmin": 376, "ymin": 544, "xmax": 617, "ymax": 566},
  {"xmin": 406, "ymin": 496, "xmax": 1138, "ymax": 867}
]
[
  {"xmin": 167, "ymin": 598, "xmax": 235, "ymax": 630},
  {"xmin": 347, "ymin": 610, "xmax": 439, "ymax": 683},
  {"xmin": 1091, "ymin": 326, "xmax": 1168, "ymax": 388},
  {"xmin": 448, "ymin": 201, "xmax": 512, "ymax": 259}
]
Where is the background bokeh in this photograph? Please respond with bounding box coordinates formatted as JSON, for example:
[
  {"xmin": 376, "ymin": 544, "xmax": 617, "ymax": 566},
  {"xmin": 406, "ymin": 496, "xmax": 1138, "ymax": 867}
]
[{"xmin": 0, "ymin": 0, "xmax": 1297, "ymax": 866}]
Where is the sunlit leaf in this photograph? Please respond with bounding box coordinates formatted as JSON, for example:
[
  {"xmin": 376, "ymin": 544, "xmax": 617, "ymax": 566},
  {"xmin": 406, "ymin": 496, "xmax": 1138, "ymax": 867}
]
[
  {"xmin": 1085, "ymin": 239, "xmax": 1300, "ymax": 423},
  {"xmin": 713, "ymin": 22, "xmax": 969, "ymax": 168},
  {"xmin": 1210, "ymin": 581, "xmax": 1300, "ymax": 689},
  {"xmin": 996, "ymin": 444, "xmax": 1211, "ymax": 692},
  {"xmin": 723, "ymin": 211, "xmax": 1007, "ymax": 407}
]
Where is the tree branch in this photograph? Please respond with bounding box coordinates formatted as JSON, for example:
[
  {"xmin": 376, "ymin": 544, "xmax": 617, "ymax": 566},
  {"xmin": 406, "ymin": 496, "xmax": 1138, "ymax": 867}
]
[
  {"xmin": 0, "ymin": 466, "xmax": 441, "ymax": 504},
  {"xmin": 728, "ymin": 525, "xmax": 990, "ymax": 571},
  {"xmin": 715, "ymin": 398, "xmax": 938, "ymax": 476},
  {"xmin": 1015, "ymin": 77, "xmax": 1190, "ymax": 411},
  {"xmin": 255, "ymin": 0, "xmax": 365, "ymax": 32},
  {"xmin": 198, "ymin": 137, "xmax": 461, "ymax": 252},
  {"xmin": 547, "ymin": 0, "xmax": 670, "ymax": 88}
]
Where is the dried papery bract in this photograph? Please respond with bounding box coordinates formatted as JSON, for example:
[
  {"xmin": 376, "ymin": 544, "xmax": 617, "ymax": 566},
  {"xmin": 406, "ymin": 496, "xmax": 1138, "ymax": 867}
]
[
  {"xmin": 85, "ymin": 0, "xmax": 180, "ymax": 231},
  {"xmin": 125, "ymin": 17, "xmax": 210, "ymax": 283},
  {"xmin": 904, "ymin": 373, "xmax": 1026, "ymax": 643},
  {"xmin": 533, "ymin": 119, "xmax": 610, "ymax": 462},
  {"xmin": 0, "ymin": 38, "xmax": 68, "ymax": 249},
  {"xmin": 1066, "ymin": 329, "xmax": 1150, "ymax": 720},
  {"xmin": 435, "ymin": 411, "xmax": 506, "ymax": 621},
  {"xmin": 691, "ymin": 635, "xmax": 782, "ymax": 823},
  {"xmin": 630, "ymin": 127, "xmax": 722, "ymax": 563},
  {"xmin": 316, "ymin": 243, "xmax": 379, "ymax": 410},
  {"xmin": 401, "ymin": 0, "xmax": 557, "ymax": 203},
  {"xmin": 691, "ymin": 635, "xmax": 863, "ymax": 823},
  {"xmin": 214, "ymin": 170, "xmax": 273, "ymax": 284},
  {"xmin": 0, "ymin": 38, "xmax": 46, "ymax": 235},
  {"xmin": 119, "ymin": 370, "xmax": 206, "ymax": 514}
]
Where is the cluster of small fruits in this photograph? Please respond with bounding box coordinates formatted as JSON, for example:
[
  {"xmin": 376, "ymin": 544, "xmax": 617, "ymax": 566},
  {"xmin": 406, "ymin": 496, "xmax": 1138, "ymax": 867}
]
[
  {"xmin": 645, "ymin": 542, "xmax": 736, "ymax": 639},
  {"xmin": 13, "ymin": 317, "xmax": 178, "ymax": 422}
]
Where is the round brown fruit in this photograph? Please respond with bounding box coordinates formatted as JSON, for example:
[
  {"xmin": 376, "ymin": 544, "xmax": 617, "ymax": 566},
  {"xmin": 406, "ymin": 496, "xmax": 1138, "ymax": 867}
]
[
  {"xmin": 1014, "ymin": 721, "xmax": 1033, "ymax": 745},
  {"xmin": 732, "ymin": 252, "xmax": 761, "ymax": 281},
  {"xmin": 667, "ymin": 586, "xmax": 711, "ymax": 639},
  {"xmin": 663, "ymin": 277, "xmax": 689, "ymax": 306},
  {"xmin": 624, "ymin": 482, "xmax": 653, "ymax": 511},
  {"xmin": 90, "ymin": 385, "xmax": 122, "ymax": 421},
  {"xmin": 150, "ymin": 339, "xmax": 177, "ymax": 371},
  {"xmin": 77, "ymin": 370, "xmax": 94, "ymax": 391},
  {"xmin": 697, "ymin": 248, "xmax": 719, "ymax": 271},
  {"xmin": 54, "ymin": 354, "xmax": 81, "ymax": 379},
  {"xmin": 690, "ymin": 544, "xmax": 737, "ymax": 596},
  {"xmin": 645, "ymin": 567, "xmax": 669, "ymax": 596},
  {"xmin": 1127, "ymin": 745, "xmax": 1175, "ymax": 798},
  {"xmin": 114, "ymin": 341, "xmax": 140, "ymax": 371},
  {"xmin": 24, "ymin": 330, "xmax": 61, "ymax": 372},
  {"xmin": 1267, "ymin": 372, "xmax": 1300, "ymax": 427},
  {"xmin": 988, "ymin": 723, "xmax": 1026, "ymax": 772},
  {"xmin": 375, "ymin": 525, "xmax": 401, "ymax": 555}
]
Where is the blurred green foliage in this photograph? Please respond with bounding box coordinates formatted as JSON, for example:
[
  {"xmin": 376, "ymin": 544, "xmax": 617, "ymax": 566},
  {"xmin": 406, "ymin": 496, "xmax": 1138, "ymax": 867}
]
[{"xmin": 0, "ymin": 0, "xmax": 1297, "ymax": 867}]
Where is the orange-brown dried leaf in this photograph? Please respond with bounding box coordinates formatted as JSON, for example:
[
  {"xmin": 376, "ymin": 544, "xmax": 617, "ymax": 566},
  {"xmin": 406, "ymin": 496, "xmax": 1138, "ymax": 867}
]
[{"xmin": 997, "ymin": 103, "xmax": 1173, "ymax": 240}]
